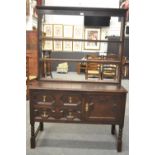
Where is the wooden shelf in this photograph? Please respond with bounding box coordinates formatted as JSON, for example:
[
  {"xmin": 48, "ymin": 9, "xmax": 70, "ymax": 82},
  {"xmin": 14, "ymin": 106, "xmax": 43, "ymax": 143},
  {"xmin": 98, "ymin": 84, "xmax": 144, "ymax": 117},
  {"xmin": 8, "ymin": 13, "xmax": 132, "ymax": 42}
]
[
  {"xmin": 41, "ymin": 37, "xmax": 123, "ymax": 43},
  {"xmin": 39, "ymin": 77, "xmax": 119, "ymax": 84},
  {"xmin": 36, "ymin": 6, "xmax": 127, "ymax": 17},
  {"xmin": 40, "ymin": 58, "xmax": 121, "ymax": 64}
]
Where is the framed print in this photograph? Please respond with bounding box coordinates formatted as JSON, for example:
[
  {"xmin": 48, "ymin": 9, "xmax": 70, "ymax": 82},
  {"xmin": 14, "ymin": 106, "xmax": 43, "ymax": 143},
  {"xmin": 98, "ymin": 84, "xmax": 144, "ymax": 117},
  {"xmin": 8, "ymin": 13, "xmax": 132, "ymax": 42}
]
[
  {"xmin": 63, "ymin": 25, "xmax": 73, "ymax": 38},
  {"xmin": 43, "ymin": 24, "xmax": 53, "ymax": 37},
  {"xmin": 53, "ymin": 24, "xmax": 63, "ymax": 38},
  {"xmin": 73, "ymin": 26, "xmax": 83, "ymax": 39},
  {"xmin": 26, "ymin": 0, "xmax": 30, "ymax": 16},
  {"xmin": 54, "ymin": 40, "xmax": 62, "ymax": 51},
  {"xmin": 43, "ymin": 41, "xmax": 53, "ymax": 50},
  {"xmin": 84, "ymin": 28, "xmax": 101, "ymax": 50},
  {"xmin": 63, "ymin": 41, "xmax": 72, "ymax": 51},
  {"xmin": 73, "ymin": 41, "xmax": 82, "ymax": 51}
]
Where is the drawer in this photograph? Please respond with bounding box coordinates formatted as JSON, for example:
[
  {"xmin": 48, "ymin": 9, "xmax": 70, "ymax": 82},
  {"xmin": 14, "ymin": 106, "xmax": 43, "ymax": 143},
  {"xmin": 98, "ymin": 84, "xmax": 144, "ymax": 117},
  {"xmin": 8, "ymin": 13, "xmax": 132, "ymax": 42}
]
[
  {"xmin": 30, "ymin": 91, "xmax": 83, "ymax": 121},
  {"xmin": 60, "ymin": 94, "xmax": 82, "ymax": 105},
  {"xmin": 59, "ymin": 94, "xmax": 83, "ymax": 120},
  {"xmin": 87, "ymin": 94, "xmax": 123, "ymax": 104},
  {"xmin": 34, "ymin": 108, "xmax": 53, "ymax": 120},
  {"xmin": 31, "ymin": 91, "xmax": 56, "ymax": 104}
]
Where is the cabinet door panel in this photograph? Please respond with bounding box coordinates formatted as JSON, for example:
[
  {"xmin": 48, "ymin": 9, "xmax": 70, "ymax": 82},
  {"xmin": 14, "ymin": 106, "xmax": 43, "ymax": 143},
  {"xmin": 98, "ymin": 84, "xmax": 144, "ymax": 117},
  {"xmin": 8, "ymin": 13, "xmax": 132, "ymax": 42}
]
[{"xmin": 85, "ymin": 94, "xmax": 123, "ymax": 122}]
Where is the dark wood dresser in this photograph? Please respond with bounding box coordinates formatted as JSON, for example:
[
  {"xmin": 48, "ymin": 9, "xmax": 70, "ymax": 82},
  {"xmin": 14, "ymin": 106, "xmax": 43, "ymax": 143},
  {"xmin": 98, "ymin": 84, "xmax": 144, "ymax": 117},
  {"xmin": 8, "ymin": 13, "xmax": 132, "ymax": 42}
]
[
  {"xmin": 28, "ymin": 6, "xmax": 128, "ymax": 152},
  {"xmin": 29, "ymin": 80, "xmax": 127, "ymax": 152}
]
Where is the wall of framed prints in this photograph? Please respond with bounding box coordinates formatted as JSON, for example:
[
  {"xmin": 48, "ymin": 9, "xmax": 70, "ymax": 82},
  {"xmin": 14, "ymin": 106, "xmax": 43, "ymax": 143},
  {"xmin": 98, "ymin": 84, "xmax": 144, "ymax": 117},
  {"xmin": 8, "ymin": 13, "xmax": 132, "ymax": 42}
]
[
  {"xmin": 42, "ymin": 22, "xmax": 112, "ymax": 54},
  {"xmin": 43, "ymin": 0, "xmax": 122, "ymax": 53},
  {"xmin": 40, "ymin": 0, "xmax": 125, "ymax": 72}
]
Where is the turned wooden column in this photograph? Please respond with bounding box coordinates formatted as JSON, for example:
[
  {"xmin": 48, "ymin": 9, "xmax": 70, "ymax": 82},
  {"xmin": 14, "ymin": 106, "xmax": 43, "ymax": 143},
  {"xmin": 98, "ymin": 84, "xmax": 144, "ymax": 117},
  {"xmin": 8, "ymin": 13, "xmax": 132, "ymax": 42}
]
[
  {"xmin": 117, "ymin": 125, "xmax": 123, "ymax": 152},
  {"xmin": 40, "ymin": 122, "xmax": 44, "ymax": 131},
  {"xmin": 30, "ymin": 123, "xmax": 35, "ymax": 148},
  {"xmin": 111, "ymin": 124, "xmax": 116, "ymax": 135}
]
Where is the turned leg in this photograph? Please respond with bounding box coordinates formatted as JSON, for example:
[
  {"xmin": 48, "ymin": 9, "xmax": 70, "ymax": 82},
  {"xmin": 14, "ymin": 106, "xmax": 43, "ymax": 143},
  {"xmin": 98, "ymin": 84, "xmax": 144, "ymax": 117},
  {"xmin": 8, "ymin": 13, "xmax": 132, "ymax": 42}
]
[
  {"xmin": 30, "ymin": 123, "xmax": 35, "ymax": 148},
  {"xmin": 111, "ymin": 125, "xmax": 116, "ymax": 135},
  {"xmin": 117, "ymin": 125, "xmax": 123, "ymax": 152},
  {"xmin": 40, "ymin": 122, "xmax": 44, "ymax": 131}
]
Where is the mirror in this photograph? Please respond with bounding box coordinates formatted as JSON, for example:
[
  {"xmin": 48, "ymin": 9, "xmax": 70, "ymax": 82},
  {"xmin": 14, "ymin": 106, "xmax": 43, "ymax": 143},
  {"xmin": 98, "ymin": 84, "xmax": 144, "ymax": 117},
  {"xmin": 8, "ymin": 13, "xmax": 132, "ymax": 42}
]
[{"xmin": 40, "ymin": 15, "xmax": 122, "ymax": 83}]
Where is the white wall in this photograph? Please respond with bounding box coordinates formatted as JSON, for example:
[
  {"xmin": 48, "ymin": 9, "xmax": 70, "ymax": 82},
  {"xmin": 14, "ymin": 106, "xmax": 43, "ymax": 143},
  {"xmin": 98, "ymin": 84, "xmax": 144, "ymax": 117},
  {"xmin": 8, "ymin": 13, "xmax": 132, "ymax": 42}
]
[
  {"xmin": 26, "ymin": 0, "xmax": 37, "ymax": 30},
  {"xmin": 45, "ymin": 0, "xmax": 119, "ymax": 8}
]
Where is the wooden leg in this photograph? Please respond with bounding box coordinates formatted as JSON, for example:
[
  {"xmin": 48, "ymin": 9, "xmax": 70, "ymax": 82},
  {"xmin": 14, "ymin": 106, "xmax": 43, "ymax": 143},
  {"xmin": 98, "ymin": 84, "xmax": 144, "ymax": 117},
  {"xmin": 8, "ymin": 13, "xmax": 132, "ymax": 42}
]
[
  {"xmin": 117, "ymin": 125, "xmax": 123, "ymax": 152},
  {"xmin": 85, "ymin": 74, "xmax": 88, "ymax": 80},
  {"xmin": 30, "ymin": 123, "xmax": 35, "ymax": 148},
  {"xmin": 111, "ymin": 125, "xmax": 115, "ymax": 135},
  {"xmin": 40, "ymin": 122, "xmax": 44, "ymax": 131}
]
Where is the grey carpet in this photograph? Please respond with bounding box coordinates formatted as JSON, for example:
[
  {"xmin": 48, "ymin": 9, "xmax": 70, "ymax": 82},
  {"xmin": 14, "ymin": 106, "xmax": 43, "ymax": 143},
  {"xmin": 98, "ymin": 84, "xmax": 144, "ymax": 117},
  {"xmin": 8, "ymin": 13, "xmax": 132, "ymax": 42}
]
[{"xmin": 26, "ymin": 80, "xmax": 129, "ymax": 155}]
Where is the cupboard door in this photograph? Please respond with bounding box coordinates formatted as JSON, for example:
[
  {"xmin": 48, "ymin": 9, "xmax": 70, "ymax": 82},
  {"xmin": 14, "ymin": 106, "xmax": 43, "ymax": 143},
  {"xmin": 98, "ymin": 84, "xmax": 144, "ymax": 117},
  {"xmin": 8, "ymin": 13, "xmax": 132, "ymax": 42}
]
[{"xmin": 85, "ymin": 93, "xmax": 124, "ymax": 123}]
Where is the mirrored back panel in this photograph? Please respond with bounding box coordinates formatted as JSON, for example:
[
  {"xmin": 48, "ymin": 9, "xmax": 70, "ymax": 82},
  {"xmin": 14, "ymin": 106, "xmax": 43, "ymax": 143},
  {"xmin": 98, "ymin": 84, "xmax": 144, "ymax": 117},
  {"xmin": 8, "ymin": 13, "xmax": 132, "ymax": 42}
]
[{"xmin": 37, "ymin": 6, "xmax": 127, "ymax": 85}]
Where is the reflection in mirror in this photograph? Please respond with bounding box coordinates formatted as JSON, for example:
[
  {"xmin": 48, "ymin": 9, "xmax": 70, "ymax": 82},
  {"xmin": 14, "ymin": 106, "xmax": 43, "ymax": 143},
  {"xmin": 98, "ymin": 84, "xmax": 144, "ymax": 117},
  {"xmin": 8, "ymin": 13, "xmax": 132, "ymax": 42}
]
[
  {"xmin": 41, "ymin": 15, "xmax": 122, "ymax": 83},
  {"xmin": 41, "ymin": 51, "xmax": 120, "ymax": 83}
]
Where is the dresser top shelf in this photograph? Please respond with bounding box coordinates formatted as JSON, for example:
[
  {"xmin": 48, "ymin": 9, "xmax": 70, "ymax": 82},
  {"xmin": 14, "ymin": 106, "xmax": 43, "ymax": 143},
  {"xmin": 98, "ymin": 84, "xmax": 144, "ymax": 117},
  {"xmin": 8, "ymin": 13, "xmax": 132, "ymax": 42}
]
[
  {"xmin": 29, "ymin": 80, "xmax": 127, "ymax": 93},
  {"xmin": 36, "ymin": 6, "xmax": 127, "ymax": 17}
]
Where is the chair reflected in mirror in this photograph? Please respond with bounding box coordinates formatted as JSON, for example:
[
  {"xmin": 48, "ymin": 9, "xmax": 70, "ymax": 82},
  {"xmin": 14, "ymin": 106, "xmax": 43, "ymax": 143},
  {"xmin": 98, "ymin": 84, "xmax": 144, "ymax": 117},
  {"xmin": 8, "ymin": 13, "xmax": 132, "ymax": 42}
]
[
  {"xmin": 85, "ymin": 55, "xmax": 102, "ymax": 80},
  {"xmin": 101, "ymin": 53, "xmax": 118, "ymax": 80},
  {"xmin": 102, "ymin": 64, "xmax": 117, "ymax": 80}
]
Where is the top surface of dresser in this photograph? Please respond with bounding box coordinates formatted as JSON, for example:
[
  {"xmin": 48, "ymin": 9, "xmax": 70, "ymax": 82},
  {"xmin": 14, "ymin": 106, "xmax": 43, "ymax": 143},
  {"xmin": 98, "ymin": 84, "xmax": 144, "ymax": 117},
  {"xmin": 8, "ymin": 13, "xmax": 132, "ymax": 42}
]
[{"xmin": 29, "ymin": 80, "xmax": 127, "ymax": 93}]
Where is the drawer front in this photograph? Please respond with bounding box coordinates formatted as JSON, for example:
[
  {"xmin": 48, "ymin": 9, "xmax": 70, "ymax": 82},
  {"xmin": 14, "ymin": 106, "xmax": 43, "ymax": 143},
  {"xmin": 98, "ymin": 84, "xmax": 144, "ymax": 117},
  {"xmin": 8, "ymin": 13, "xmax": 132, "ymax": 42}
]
[
  {"xmin": 85, "ymin": 93, "xmax": 125, "ymax": 123},
  {"xmin": 30, "ymin": 90, "xmax": 83, "ymax": 121},
  {"xmin": 30, "ymin": 91, "xmax": 58, "ymax": 121},
  {"xmin": 32, "ymin": 91, "xmax": 56, "ymax": 103},
  {"xmin": 59, "ymin": 93, "xmax": 83, "ymax": 121}
]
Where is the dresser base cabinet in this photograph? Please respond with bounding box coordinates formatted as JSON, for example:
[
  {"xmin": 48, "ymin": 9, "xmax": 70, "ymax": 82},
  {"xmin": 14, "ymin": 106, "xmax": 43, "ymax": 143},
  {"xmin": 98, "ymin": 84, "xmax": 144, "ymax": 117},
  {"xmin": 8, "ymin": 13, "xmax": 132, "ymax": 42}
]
[{"xmin": 29, "ymin": 81, "xmax": 127, "ymax": 152}]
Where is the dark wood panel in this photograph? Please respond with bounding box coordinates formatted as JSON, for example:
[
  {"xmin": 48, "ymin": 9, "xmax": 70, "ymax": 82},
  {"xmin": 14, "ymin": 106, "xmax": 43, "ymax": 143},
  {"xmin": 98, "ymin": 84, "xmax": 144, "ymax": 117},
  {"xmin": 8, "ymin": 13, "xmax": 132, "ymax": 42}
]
[
  {"xmin": 41, "ymin": 37, "xmax": 123, "ymax": 43},
  {"xmin": 36, "ymin": 6, "xmax": 127, "ymax": 17},
  {"xmin": 26, "ymin": 31, "xmax": 38, "ymax": 76},
  {"xmin": 85, "ymin": 93, "xmax": 124, "ymax": 122},
  {"xmin": 29, "ymin": 80, "xmax": 127, "ymax": 93},
  {"xmin": 29, "ymin": 85, "xmax": 126, "ymax": 124}
]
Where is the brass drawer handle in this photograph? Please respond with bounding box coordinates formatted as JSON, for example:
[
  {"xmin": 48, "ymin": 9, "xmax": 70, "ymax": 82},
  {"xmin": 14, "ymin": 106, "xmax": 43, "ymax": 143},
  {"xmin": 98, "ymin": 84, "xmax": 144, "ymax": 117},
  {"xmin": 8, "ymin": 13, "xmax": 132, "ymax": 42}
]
[
  {"xmin": 85, "ymin": 103, "xmax": 89, "ymax": 112},
  {"xmin": 41, "ymin": 111, "xmax": 48, "ymax": 118},
  {"xmin": 69, "ymin": 96, "xmax": 72, "ymax": 103},
  {"xmin": 67, "ymin": 112, "xmax": 74, "ymax": 119},
  {"xmin": 43, "ymin": 96, "xmax": 46, "ymax": 102},
  {"xmin": 52, "ymin": 110, "xmax": 55, "ymax": 113}
]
